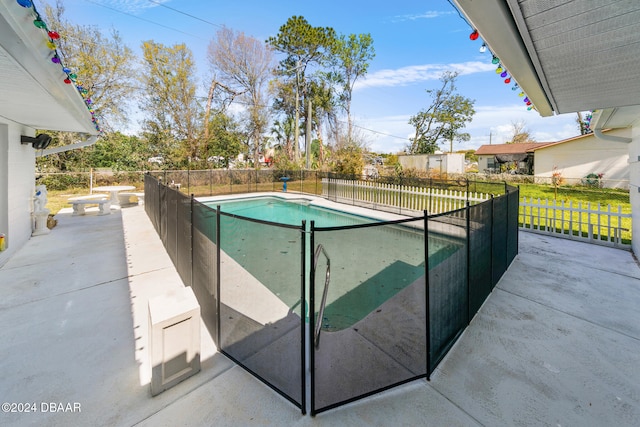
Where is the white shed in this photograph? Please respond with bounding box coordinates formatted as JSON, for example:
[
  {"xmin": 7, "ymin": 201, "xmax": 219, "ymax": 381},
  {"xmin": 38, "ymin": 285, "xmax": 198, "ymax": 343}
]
[{"xmin": 398, "ymin": 153, "xmax": 465, "ymax": 175}]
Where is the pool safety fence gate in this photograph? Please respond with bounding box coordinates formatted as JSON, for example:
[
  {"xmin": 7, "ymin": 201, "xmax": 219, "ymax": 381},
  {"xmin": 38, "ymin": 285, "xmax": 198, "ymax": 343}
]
[
  {"xmin": 145, "ymin": 173, "xmax": 306, "ymax": 410},
  {"xmin": 144, "ymin": 173, "xmax": 519, "ymax": 415}
]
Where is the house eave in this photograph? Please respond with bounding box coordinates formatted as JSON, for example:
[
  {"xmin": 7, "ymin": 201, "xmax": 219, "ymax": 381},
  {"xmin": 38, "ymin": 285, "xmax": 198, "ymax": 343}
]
[
  {"xmin": 0, "ymin": 2, "xmax": 98, "ymax": 136},
  {"xmin": 452, "ymin": 0, "xmax": 554, "ymax": 117}
]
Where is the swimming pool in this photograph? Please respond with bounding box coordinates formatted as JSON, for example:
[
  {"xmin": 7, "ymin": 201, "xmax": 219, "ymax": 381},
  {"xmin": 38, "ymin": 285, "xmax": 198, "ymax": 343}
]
[
  {"xmin": 207, "ymin": 195, "xmax": 382, "ymax": 227},
  {"xmin": 147, "ymin": 174, "xmax": 519, "ymax": 414},
  {"xmin": 206, "ymin": 195, "xmax": 463, "ymax": 331}
]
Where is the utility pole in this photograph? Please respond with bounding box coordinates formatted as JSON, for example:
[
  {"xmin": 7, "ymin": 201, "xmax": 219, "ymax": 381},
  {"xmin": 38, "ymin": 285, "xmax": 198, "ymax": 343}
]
[
  {"xmin": 306, "ymin": 98, "xmax": 312, "ymax": 169},
  {"xmin": 489, "ymin": 131, "xmax": 493, "ymax": 145}
]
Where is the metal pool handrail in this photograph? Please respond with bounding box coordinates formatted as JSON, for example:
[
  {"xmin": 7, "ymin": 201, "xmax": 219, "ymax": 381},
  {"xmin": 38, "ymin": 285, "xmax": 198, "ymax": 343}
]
[{"xmin": 313, "ymin": 244, "xmax": 331, "ymax": 348}]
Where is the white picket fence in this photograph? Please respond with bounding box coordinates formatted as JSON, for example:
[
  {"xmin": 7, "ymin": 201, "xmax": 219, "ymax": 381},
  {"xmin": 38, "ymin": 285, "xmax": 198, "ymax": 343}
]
[
  {"xmin": 321, "ymin": 178, "xmax": 491, "ymax": 214},
  {"xmin": 519, "ymin": 197, "xmax": 631, "ymax": 247},
  {"xmin": 322, "ymin": 178, "xmax": 631, "ymax": 248}
]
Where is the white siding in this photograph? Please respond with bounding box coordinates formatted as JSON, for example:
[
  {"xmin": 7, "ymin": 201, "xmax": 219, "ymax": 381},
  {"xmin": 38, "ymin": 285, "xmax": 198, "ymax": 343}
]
[
  {"xmin": 533, "ymin": 129, "xmax": 630, "ymax": 187},
  {"xmin": 0, "ymin": 119, "xmax": 36, "ymax": 266},
  {"xmin": 477, "ymin": 155, "xmax": 492, "ymax": 172},
  {"xmin": 629, "ymin": 124, "xmax": 640, "ymax": 255},
  {"xmin": 399, "ymin": 153, "xmax": 465, "ymax": 174}
]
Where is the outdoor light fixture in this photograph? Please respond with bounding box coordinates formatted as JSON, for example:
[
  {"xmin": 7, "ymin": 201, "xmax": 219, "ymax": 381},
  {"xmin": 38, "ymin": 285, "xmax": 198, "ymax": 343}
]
[{"xmin": 21, "ymin": 134, "xmax": 53, "ymax": 150}]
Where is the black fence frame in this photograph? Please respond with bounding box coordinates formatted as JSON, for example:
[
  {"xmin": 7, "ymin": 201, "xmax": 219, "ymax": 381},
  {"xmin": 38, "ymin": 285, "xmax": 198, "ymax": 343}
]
[
  {"xmin": 144, "ymin": 172, "xmax": 519, "ymax": 416},
  {"xmin": 144, "ymin": 174, "xmax": 307, "ymax": 412}
]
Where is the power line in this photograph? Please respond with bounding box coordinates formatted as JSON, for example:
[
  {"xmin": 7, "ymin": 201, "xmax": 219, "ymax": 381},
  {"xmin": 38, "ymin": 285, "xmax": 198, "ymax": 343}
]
[
  {"xmin": 147, "ymin": 0, "xmax": 224, "ymax": 30},
  {"xmin": 82, "ymin": 0, "xmax": 205, "ymax": 40},
  {"xmin": 347, "ymin": 122, "xmax": 410, "ymax": 141},
  {"xmin": 69, "ymin": 0, "xmax": 409, "ymax": 144}
]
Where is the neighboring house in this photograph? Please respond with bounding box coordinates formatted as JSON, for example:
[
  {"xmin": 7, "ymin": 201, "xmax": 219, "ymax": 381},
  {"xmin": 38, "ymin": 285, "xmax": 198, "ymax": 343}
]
[
  {"xmin": 453, "ymin": 0, "xmax": 640, "ymax": 254},
  {"xmin": 398, "ymin": 153, "xmax": 465, "ymax": 175},
  {"xmin": 475, "ymin": 142, "xmax": 551, "ymax": 174},
  {"xmin": 0, "ymin": 2, "xmax": 99, "ymax": 266},
  {"xmin": 531, "ymin": 129, "xmax": 630, "ymax": 188}
]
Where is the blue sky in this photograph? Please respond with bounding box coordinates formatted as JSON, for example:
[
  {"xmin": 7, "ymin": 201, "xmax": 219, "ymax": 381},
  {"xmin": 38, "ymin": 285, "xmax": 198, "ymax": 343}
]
[{"xmin": 50, "ymin": 0, "xmax": 583, "ymax": 153}]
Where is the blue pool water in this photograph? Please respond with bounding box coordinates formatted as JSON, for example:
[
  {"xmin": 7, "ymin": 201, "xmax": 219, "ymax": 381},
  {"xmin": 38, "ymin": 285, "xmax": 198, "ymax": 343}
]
[
  {"xmin": 206, "ymin": 195, "xmax": 462, "ymax": 331},
  {"xmin": 208, "ymin": 196, "xmax": 380, "ymax": 227}
]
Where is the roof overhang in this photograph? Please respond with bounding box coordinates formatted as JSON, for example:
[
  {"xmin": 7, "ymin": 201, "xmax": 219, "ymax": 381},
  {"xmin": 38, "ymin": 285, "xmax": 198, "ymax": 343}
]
[
  {"xmin": 0, "ymin": 2, "xmax": 99, "ymax": 136},
  {"xmin": 452, "ymin": 0, "xmax": 640, "ymax": 122}
]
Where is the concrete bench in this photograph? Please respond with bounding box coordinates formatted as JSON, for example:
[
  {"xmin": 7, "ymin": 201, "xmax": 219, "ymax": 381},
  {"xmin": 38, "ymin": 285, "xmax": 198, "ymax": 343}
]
[
  {"xmin": 68, "ymin": 198, "xmax": 111, "ymax": 216},
  {"xmin": 68, "ymin": 194, "xmax": 108, "ymax": 202},
  {"xmin": 134, "ymin": 192, "xmax": 145, "ymax": 205},
  {"xmin": 117, "ymin": 192, "xmax": 140, "ymax": 206}
]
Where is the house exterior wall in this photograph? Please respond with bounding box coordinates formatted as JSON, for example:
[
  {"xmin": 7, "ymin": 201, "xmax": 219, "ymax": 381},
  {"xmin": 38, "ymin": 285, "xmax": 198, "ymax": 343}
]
[
  {"xmin": 477, "ymin": 155, "xmax": 498, "ymax": 172},
  {"xmin": 399, "ymin": 153, "xmax": 465, "ymax": 174},
  {"xmin": 629, "ymin": 124, "xmax": 640, "ymax": 255},
  {"xmin": 533, "ymin": 129, "xmax": 630, "ymax": 188},
  {"xmin": 0, "ymin": 119, "xmax": 36, "ymax": 266}
]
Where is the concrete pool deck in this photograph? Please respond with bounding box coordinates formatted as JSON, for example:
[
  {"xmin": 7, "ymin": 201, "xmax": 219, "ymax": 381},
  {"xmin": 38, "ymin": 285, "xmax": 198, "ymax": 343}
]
[{"xmin": 1, "ymin": 203, "xmax": 639, "ymax": 426}]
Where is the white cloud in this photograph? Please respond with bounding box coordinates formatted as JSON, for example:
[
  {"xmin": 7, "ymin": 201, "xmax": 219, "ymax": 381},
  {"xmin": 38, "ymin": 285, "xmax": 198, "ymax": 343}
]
[
  {"xmin": 92, "ymin": 0, "xmax": 170, "ymax": 14},
  {"xmin": 461, "ymin": 105, "xmax": 580, "ymax": 148},
  {"xmin": 354, "ymin": 105, "xmax": 581, "ymax": 153},
  {"xmin": 391, "ymin": 11, "xmax": 454, "ymax": 23},
  {"xmin": 355, "ymin": 62, "xmax": 496, "ymax": 90}
]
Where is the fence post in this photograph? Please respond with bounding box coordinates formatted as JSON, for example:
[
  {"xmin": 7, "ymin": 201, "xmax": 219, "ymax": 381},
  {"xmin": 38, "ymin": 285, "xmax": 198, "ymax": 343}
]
[
  {"xmin": 466, "ymin": 201, "xmax": 471, "ymax": 325},
  {"xmin": 424, "ymin": 210, "xmax": 431, "ymax": 380},
  {"xmin": 466, "ymin": 178, "xmax": 470, "ymax": 203},
  {"xmin": 352, "ymin": 174, "xmax": 355, "ymax": 205},
  {"xmin": 216, "ymin": 205, "xmax": 221, "ymax": 347},
  {"xmin": 503, "ymin": 191, "xmax": 508, "ymax": 271},
  {"xmin": 190, "ymin": 194, "xmax": 194, "ymax": 288},
  {"xmin": 515, "ymin": 186, "xmax": 520, "ymax": 251},
  {"xmin": 300, "ymin": 220, "xmax": 307, "ymax": 414},
  {"xmin": 490, "ymin": 195, "xmax": 495, "ymax": 287}
]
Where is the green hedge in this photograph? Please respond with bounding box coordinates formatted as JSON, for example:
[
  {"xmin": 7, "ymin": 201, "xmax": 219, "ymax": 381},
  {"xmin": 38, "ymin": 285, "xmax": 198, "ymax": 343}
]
[{"xmin": 37, "ymin": 173, "xmax": 89, "ymax": 190}]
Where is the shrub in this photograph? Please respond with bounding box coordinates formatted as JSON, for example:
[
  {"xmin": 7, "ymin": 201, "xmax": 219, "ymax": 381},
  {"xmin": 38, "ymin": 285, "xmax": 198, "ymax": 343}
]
[{"xmin": 37, "ymin": 173, "xmax": 89, "ymax": 190}]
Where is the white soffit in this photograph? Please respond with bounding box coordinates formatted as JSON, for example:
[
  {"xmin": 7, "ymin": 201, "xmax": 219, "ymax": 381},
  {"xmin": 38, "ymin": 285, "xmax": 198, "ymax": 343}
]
[
  {"xmin": 0, "ymin": 2, "xmax": 98, "ymax": 135},
  {"xmin": 508, "ymin": 0, "xmax": 640, "ymax": 115},
  {"xmin": 454, "ymin": 0, "xmax": 640, "ymax": 117}
]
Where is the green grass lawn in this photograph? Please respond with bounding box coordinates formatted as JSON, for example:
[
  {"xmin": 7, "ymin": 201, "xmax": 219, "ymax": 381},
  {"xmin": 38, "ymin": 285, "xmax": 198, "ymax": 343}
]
[
  {"xmin": 46, "ymin": 186, "xmax": 144, "ymax": 215},
  {"xmin": 517, "ymin": 183, "xmax": 631, "ymax": 244}
]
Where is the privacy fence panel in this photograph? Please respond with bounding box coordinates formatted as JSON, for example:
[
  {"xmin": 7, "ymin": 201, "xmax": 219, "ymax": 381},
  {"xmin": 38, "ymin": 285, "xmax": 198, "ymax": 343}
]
[
  {"xmin": 191, "ymin": 201, "xmax": 219, "ymax": 344},
  {"xmin": 175, "ymin": 192, "xmax": 192, "ymax": 287},
  {"xmin": 468, "ymin": 200, "xmax": 494, "ymax": 318},
  {"xmin": 218, "ymin": 213, "xmax": 306, "ymax": 410},
  {"xmin": 164, "ymin": 188, "xmax": 178, "ymax": 270},
  {"xmin": 492, "ymin": 195, "xmax": 509, "ymax": 286},
  {"xmin": 507, "ymin": 188, "xmax": 519, "ymax": 265},
  {"xmin": 159, "ymin": 182, "xmax": 168, "ymax": 246},
  {"xmin": 427, "ymin": 209, "xmax": 469, "ymax": 374},
  {"xmin": 144, "ymin": 174, "xmax": 160, "ymax": 232},
  {"xmin": 311, "ymin": 217, "xmax": 427, "ymax": 414}
]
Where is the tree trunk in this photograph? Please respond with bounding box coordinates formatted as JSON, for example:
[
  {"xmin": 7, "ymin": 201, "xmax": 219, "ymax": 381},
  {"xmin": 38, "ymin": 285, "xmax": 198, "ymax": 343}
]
[
  {"xmin": 316, "ymin": 117, "xmax": 324, "ymax": 166},
  {"xmin": 204, "ymin": 80, "xmax": 218, "ymax": 139}
]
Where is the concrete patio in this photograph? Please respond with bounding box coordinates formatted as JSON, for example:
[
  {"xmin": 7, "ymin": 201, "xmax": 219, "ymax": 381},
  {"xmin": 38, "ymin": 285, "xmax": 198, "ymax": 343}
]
[{"xmin": 1, "ymin": 204, "xmax": 639, "ymax": 426}]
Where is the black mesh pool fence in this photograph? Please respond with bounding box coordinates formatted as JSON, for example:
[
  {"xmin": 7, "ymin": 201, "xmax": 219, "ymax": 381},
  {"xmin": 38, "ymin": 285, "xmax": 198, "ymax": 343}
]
[{"xmin": 143, "ymin": 173, "xmax": 519, "ymax": 416}]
